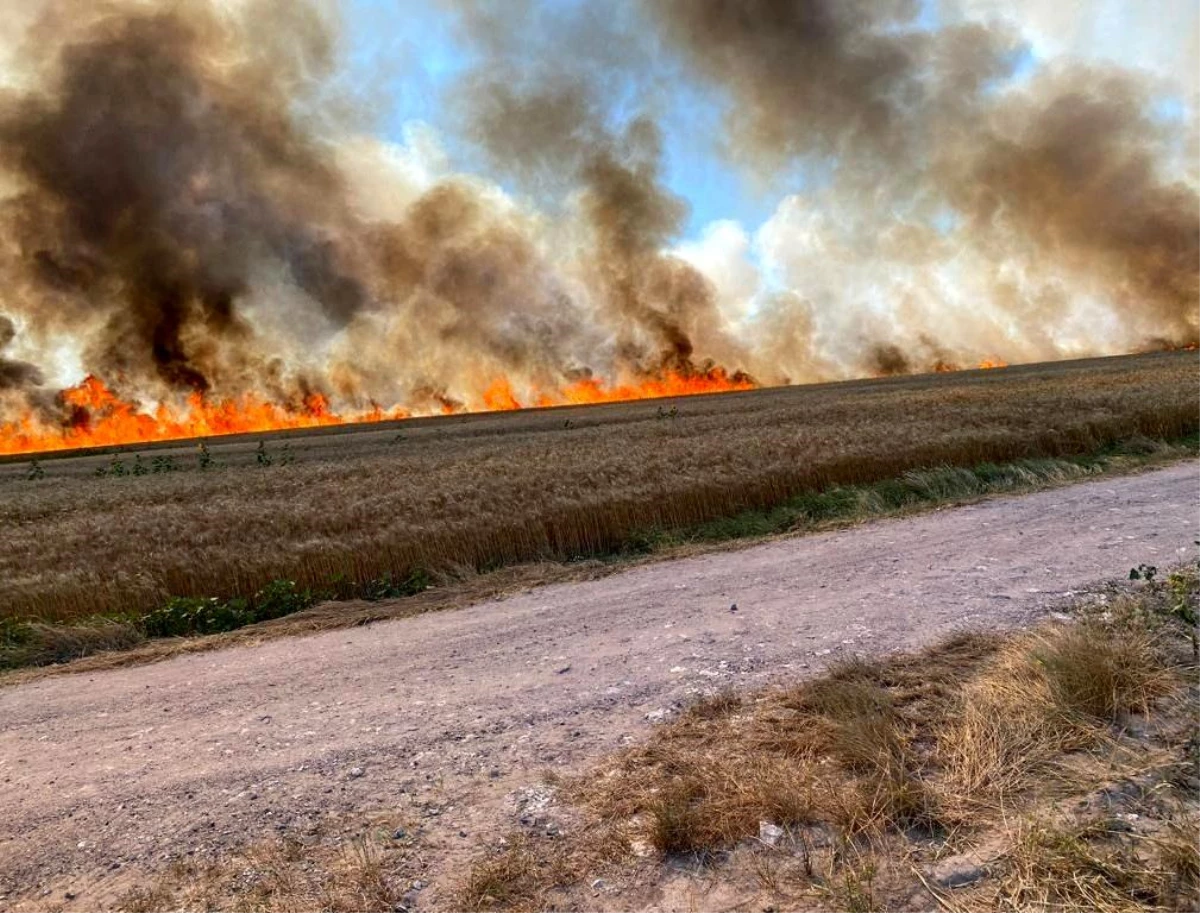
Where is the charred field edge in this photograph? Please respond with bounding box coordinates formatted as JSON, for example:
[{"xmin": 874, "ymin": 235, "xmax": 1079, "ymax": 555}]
[
  {"xmin": 1, "ymin": 351, "xmax": 1196, "ymax": 674},
  {"xmin": 104, "ymin": 568, "xmax": 1200, "ymax": 913}
]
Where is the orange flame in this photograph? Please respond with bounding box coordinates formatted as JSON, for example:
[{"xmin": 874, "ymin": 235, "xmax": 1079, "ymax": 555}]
[
  {"xmin": 0, "ymin": 370, "xmax": 755, "ymax": 456},
  {"xmin": 934, "ymin": 357, "xmax": 1008, "ymax": 373}
]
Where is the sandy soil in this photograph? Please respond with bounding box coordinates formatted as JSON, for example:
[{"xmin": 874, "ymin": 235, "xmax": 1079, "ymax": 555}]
[{"xmin": 1, "ymin": 462, "xmax": 1196, "ymax": 909}]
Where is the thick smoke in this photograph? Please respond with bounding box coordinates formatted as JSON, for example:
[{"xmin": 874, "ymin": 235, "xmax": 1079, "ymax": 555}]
[
  {"xmin": 651, "ymin": 0, "xmax": 1199, "ymax": 369},
  {"xmin": 0, "ymin": 0, "xmax": 1194, "ymax": 432},
  {"xmin": 0, "ymin": 315, "xmax": 42, "ymax": 389},
  {"xmin": 0, "ymin": 0, "xmax": 370, "ymax": 395},
  {"xmin": 650, "ymin": 0, "xmax": 1016, "ymax": 169},
  {"xmin": 448, "ymin": 0, "xmax": 751, "ymax": 380},
  {"xmin": 0, "ymin": 0, "xmax": 753, "ymax": 419},
  {"xmin": 943, "ymin": 67, "xmax": 1199, "ymax": 342}
]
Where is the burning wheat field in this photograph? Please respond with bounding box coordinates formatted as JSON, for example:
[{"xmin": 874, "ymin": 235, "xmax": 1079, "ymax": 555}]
[{"xmin": 0, "ymin": 0, "xmax": 1196, "ymax": 458}]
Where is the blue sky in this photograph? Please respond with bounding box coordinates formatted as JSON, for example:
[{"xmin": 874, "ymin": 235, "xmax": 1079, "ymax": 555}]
[
  {"xmin": 337, "ymin": 0, "xmax": 1189, "ymax": 245},
  {"xmin": 339, "ymin": 0, "xmax": 777, "ymax": 237}
]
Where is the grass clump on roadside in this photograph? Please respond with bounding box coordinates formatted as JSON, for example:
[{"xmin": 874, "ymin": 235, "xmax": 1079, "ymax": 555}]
[
  {"xmin": 0, "ymin": 615, "xmax": 145, "ymax": 670},
  {"xmin": 116, "ymin": 832, "xmax": 406, "ymax": 913},
  {"xmin": 455, "ymin": 568, "xmax": 1200, "ymax": 912},
  {"xmin": 996, "ymin": 816, "xmax": 1200, "ymax": 912}
]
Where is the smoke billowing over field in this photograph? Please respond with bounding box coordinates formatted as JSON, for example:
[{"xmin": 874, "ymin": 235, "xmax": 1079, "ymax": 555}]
[{"xmin": 0, "ymin": 0, "xmax": 1195, "ymax": 452}]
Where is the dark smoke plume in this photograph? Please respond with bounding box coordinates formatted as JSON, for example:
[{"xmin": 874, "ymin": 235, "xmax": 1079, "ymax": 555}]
[
  {"xmin": 0, "ymin": 0, "xmax": 1194, "ymax": 432},
  {"xmin": 651, "ymin": 0, "xmax": 1199, "ymax": 351},
  {"xmin": 0, "ymin": 316, "xmax": 43, "ymax": 390},
  {"xmin": 0, "ymin": 0, "xmax": 755, "ymax": 415},
  {"xmin": 649, "ymin": 0, "xmax": 1018, "ymax": 169},
  {"xmin": 0, "ymin": 1, "xmax": 379, "ymax": 394},
  {"xmin": 448, "ymin": 3, "xmax": 750, "ymax": 380},
  {"xmin": 944, "ymin": 67, "xmax": 1200, "ymax": 342}
]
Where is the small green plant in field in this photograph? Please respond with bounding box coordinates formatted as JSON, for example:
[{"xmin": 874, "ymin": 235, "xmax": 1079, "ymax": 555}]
[
  {"xmin": 252, "ymin": 579, "xmax": 314, "ymax": 620},
  {"xmin": 118, "ymin": 571, "xmax": 424, "ymax": 646},
  {"xmin": 256, "ymin": 440, "xmax": 272, "ymax": 467},
  {"xmin": 1167, "ymin": 569, "xmax": 1199, "ymax": 662},
  {"xmin": 1129, "ymin": 560, "xmax": 1198, "ymax": 661},
  {"xmin": 1129, "ymin": 563, "xmax": 1158, "ymax": 583},
  {"xmin": 142, "ymin": 596, "xmax": 255, "ymax": 638},
  {"xmin": 197, "ymin": 441, "xmax": 215, "ymax": 470},
  {"xmin": 139, "ymin": 580, "xmax": 317, "ymax": 638},
  {"xmin": 835, "ymin": 861, "xmax": 878, "ymax": 913},
  {"xmin": 618, "ymin": 528, "xmax": 662, "ymax": 556},
  {"xmin": 280, "ymin": 443, "xmax": 295, "ymax": 466},
  {"xmin": 0, "ymin": 617, "xmax": 31, "ymax": 650},
  {"xmin": 26, "ymin": 460, "xmax": 44, "ymax": 481},
  {"xmin": 361, "ymin": 569, "xmax": 432, "ymax": 601},
  {"xmin": 91, "ymin": 453, "xmax": 175, "ymax": 479}
]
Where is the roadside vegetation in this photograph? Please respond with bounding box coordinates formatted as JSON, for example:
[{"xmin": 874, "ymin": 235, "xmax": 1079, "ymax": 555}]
[
  {"xmin": 1, "ymin": 352, "xmax": 1195, "ymax": 671},
  {"xmin": 455, "ymin": 566, "xmax": 1200, "ymax": 912},
  {"xmin": 97, "ymin": 568, "xmax": 1199, "ymax": 912}
]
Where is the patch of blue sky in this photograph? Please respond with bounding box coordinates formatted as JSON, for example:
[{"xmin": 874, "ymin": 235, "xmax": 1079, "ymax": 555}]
[
  {"xmin": 979, "ymin": 44, "xmax": 1039, "ymax": 96},
  {"xmin": 1150, "ymin": 95, "xmax": 1189, "ymax": 124},
  {"xmin": 931, "ymin": 207, "xmax": 960, "ymax": 235},
  {"xmin": 337, "ymin": 0, "xmax": 841, "ymax": 246},
  {"xmin": 914, "ymin": 0, "xmax": 941, "ymax": 32},
  {"xmin": 656, "ymin": 86, "xmax": 772, "ymax": 237},
  {"xmin": 1007, "ymin": 45, "xmax": 1039, "ymax": 82},
  {"xmin": 340, "ymin": 0, "xmax": 473, "ymax": 144},
  {"xmin": 337, "ymin": 0, "xmax": 780, "ymax": 243}
]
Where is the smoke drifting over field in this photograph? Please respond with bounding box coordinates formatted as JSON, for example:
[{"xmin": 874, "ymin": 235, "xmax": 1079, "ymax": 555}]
[
  {"xmin": 0, "ymin": 0, "xmax": 1195, "ymax": 449},
  {"xmin": 651, "ymin": 0, "xmax": 1198, "ymax": 374}
]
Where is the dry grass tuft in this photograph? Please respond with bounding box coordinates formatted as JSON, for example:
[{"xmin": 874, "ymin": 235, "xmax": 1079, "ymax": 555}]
[
  {"xmin": 114, "ymin": 834, "xmax": 406, "ymax": 913},
  {"xmin": 1036, "ymin": 623, "xmax": 1179, "ymax": 721},
  {"xmin": 683, "ymin": 687, "xmax": 744, "ymax": 720},
  {"xmin": 992, "ymin": 812, "xmax": 1200, "ymax": 912},
  {"xmin": 575, "ymin": 637, "xmax": 1003, "ymax": 856},
  {"xmin": 1160, "ymin": 817, "xmax": 1200, "ymax": 899},
  {"xmin": 939, "ymin": 609, "xmax": 1183, "ymax": 817},
  {"xmin": 821, "ymin": 856, "xmax": 882, "ymax": 913},
  {"xmin": 456, "ymin": 829, "xmax": 635, "ymax": 912},
  {"xmin": 457, "ymin": 838, "xmax": 546, "ymax": 912}
]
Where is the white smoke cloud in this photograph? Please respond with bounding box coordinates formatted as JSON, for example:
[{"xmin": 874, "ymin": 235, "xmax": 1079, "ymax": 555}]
[
  {"xmin": 958, "ymin": 0, "xmax": 1199, "ymax": 92},
  {"xmin": 674, "ymin": 220, "xmax": 761, "ymax": 326}
]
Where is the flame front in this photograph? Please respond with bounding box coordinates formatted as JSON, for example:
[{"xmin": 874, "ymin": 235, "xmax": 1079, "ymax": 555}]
[{"xmin": 0, "ymin": 370, "xmax": 757, "ymax": 456}]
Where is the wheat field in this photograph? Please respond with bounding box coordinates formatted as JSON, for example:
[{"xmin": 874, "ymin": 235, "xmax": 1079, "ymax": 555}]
[{"xmin": 2, "ymin": 351, "xmax": 1195, "ymax": 625}]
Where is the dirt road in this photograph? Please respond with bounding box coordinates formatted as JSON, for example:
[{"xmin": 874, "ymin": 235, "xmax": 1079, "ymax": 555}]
[{"xmin": 1, "ymin": 462, "xmax": 1197, "ymax": 907}]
